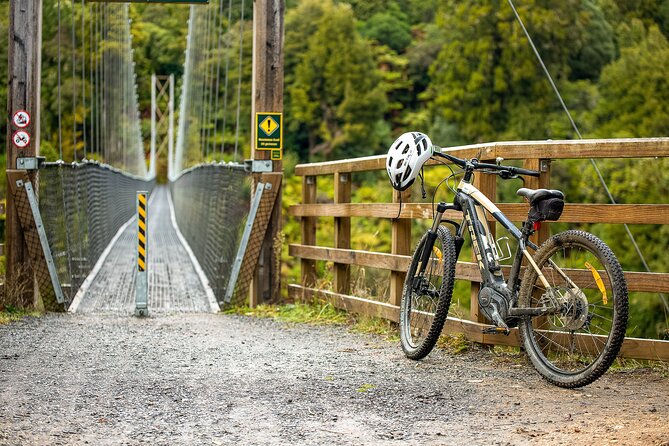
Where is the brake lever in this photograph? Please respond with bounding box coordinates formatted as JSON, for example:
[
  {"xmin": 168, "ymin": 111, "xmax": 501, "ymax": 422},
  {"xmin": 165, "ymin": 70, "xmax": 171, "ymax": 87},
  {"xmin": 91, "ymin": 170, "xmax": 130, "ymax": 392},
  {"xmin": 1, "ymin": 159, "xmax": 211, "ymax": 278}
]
[{"xmin": 498, "ymin": 170, "xmax": 519, "ymax": 180}]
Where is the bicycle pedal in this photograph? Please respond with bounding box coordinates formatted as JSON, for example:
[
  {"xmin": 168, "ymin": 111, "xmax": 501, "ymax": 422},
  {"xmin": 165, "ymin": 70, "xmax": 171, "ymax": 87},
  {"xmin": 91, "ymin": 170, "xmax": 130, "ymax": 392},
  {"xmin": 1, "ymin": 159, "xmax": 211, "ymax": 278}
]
[{"xmin": 482, "ymin": 326, "xmax": 510, "ymax": 336}]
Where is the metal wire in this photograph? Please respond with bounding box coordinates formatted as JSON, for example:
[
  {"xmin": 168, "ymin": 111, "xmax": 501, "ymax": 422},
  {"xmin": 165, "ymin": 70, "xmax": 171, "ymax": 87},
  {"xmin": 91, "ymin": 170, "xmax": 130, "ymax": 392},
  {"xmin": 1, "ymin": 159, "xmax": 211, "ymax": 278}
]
[
  {"xmin": 233, "ymin": 0, "xmax": 245, "ymax": 162},
  {"xmin": 38, "ymin": 162, "xmax": 156, "ymax": 302},
  {"xmin": 507, "ymin": 0, "xmax": 669, "ymax": 317},
  {"xmin": 174, "ymin": 0, "xmax": 251, "ymax": 175},
  {"xmin": 169, "ymin": 164, "xmax": 251, "ymax": 301}
]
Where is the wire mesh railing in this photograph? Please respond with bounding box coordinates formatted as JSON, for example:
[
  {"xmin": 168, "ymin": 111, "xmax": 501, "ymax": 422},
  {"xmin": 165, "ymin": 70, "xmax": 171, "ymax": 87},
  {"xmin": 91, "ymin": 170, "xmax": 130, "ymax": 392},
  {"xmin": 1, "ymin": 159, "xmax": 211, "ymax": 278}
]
[
  {"xmin": 169, "ymin": 163, "xmax": 251, "ymax": 302},
  {"xmin": 39, "ymin": 161, "xmax": 155, "ymax": 301}
]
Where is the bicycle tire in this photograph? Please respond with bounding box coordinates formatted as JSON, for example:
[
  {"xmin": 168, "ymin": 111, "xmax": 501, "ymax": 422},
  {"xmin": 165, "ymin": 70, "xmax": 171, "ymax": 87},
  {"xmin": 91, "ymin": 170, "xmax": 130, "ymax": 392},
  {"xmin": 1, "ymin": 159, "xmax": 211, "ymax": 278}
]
[
  {"xmin": 400, "ymin": 225, "xmax": 457, "ymax": 360},
  {"xmin": 518, "ymin": 230, "xmax": 628, "ymax": 388}
]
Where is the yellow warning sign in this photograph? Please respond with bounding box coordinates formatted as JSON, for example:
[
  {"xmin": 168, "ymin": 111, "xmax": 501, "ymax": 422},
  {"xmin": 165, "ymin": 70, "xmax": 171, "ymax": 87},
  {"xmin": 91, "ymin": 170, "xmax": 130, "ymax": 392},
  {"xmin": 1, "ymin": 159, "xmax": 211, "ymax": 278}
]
[
  {"xmin": 260, "ymin": 116, "xmax": 279, "ymax": 136},
  {"xmin": 256, "ymin": 112, "xmax": 282, "ymax": 151}
]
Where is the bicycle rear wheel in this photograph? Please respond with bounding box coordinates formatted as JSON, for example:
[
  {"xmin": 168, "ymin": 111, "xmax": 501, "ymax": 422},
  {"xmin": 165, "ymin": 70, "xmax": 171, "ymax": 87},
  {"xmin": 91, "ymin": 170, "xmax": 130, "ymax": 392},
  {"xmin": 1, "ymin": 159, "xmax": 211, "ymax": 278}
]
[
  {"xmin": 518, "ymin": 230, "xmax": 628, "ymax": 388},
  {"xmin": 400, "ymin": 226, "xmax": 457, "ymax": 360}
]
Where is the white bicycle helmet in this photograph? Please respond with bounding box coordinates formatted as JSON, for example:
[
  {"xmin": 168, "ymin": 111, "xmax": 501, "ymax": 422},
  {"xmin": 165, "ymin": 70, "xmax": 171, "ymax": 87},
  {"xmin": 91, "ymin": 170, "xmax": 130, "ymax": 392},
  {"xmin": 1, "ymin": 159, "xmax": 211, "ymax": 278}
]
[{"xmin": 386, "ymin": 132, "xmax": 433, "ymax": 191}]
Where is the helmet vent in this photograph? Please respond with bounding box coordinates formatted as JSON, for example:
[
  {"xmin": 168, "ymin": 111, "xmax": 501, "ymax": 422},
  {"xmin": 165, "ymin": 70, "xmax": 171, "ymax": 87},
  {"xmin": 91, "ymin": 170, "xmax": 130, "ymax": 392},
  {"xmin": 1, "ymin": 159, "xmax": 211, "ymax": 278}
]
[{"xmin": 402, "ymin": 143, "xmax": 410, "ymax": 155}]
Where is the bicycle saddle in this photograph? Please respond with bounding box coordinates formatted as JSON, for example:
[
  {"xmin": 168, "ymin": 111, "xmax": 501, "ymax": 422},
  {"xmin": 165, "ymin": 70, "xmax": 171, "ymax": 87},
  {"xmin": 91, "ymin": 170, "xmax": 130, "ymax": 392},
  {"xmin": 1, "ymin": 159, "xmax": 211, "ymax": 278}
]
[{"xmin": 516, "ymin": 188, "xmax": 564, "ymax": 204}]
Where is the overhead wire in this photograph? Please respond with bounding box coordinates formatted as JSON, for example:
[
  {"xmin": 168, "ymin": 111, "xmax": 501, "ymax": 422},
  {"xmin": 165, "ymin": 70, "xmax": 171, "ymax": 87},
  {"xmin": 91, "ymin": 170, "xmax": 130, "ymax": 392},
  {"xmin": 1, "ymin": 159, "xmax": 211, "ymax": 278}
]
[{"xmin": 506, "ymin": 0, "xmax": 669, "ymax": 318}]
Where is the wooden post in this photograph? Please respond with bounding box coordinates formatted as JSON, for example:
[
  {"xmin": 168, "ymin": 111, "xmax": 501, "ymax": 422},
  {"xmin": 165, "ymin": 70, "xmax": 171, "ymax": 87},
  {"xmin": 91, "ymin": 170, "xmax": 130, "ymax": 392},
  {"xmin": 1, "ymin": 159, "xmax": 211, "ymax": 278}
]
[
  {"xmin": 5, "ymin": 0, "xmax": 42, "ymax": 308},
  {"xmin": 251, "ymin": 0, "xmax": 285, "ymax": 304},
  {"xmin": 470, "ymin": 169, "xmax": 496, "ymax": 323},
  {"xmin": 333, "ymin": 172, "xmax": 351, "ymax": 294},
  {"xmin": 523, "ymin": 158, "xmax": 551, "ymax": 245},
  {"xmin": 300, "ymin": 176, "xmax": 317, "ymax": 291},
  {"xmin": 390, "ymin": 189, "xmax": 411, "ymax": 306}
]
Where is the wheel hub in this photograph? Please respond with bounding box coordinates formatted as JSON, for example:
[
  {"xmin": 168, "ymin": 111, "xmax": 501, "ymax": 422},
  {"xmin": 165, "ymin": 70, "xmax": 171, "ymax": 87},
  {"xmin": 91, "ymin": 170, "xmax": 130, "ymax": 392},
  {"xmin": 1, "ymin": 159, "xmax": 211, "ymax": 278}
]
[{"xmin": 558, "ymin": 288, "xmax": 589, "ymax": 330}]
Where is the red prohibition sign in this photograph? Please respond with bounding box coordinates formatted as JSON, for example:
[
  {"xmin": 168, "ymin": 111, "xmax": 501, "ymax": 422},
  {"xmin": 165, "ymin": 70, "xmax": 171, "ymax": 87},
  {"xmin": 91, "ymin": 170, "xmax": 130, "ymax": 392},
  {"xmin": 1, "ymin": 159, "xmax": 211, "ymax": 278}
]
[
  {"xmin": 12, "ymin": 130, "xmax": 31, "ymax": 148},
  {"xmin": 12, "ymin": 110, "xmax": 31, "ymax": 128}
]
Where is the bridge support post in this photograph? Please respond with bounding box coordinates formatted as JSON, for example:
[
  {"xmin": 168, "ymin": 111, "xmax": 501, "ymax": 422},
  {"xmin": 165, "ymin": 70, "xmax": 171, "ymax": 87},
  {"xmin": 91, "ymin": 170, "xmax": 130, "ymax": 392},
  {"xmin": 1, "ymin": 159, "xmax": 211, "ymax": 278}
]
[
  {"xmin": 250, "ymin": 0, "xmax": 285, "ymax": 305},
  {"xmin": 5, "ymin": 0, "xmax": 42, "ymax": 309}
]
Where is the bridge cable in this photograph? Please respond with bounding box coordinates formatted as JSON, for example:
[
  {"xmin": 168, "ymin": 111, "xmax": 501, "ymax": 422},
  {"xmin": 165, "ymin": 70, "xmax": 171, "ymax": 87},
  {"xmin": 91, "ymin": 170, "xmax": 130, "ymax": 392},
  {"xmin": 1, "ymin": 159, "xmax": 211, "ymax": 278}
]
[
  {"xmin": 233, "ymin": 0, "xmax": 246, "ymax": 162},
  {"xmin": 71, "ymin": 0, "xmax": 77, "ymax": 161},
  {"xmin": 212, "ymin": 0, "xmax": 233, "ymax": 157},
  {"xmin": 205, "ymin": 2, "xmax": 220, "ymax": 158},
  {"xmin": 89, "ymin": 2, "xmax": 94, "ymax": 157},
  {"xmin": 220, "ymin": 0, "xmax": 234, "ymax": 155},
  {"xmin": 57, "ymin": 0, "xmax": 63, "ymax": 159},
  {"xmin": 81, "ymin": 0, "xmax": 87, "ymax": 159},
  {"xmin": 199, "ymin": 6, "xmax": 212, "ymax": 158},
  {"xmin": 507, "ymin": 0, "xmax": 669, "ymax": 317}
]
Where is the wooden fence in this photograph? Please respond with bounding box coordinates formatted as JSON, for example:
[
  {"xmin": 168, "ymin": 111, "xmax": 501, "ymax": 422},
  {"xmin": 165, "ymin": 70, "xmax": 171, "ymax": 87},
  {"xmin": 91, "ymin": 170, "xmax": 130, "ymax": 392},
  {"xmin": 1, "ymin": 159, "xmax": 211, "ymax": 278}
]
[{"xmin": 288, "ymin": 138, "xmax": 669, "ymax": 361}]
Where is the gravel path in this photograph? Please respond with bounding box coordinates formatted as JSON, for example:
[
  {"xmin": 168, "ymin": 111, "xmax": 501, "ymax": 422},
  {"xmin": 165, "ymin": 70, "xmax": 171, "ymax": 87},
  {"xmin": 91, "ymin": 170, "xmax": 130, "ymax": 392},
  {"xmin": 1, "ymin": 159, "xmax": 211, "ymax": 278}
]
[{"xmin": 0, "ymin": 313, "xmax": 667, "ymax": 445}]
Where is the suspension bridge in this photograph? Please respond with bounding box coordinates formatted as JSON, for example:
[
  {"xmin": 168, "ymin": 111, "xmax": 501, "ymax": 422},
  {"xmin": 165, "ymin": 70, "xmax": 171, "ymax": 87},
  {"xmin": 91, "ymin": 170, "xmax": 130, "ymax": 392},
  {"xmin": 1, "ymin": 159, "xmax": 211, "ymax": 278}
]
[
  {"xmin": 3, "ymin": 0, "xmax": 669, "ymax": 354},
  {"xmin": 4, "ymin": 0, "xmax": 282, "ymax": 314}
]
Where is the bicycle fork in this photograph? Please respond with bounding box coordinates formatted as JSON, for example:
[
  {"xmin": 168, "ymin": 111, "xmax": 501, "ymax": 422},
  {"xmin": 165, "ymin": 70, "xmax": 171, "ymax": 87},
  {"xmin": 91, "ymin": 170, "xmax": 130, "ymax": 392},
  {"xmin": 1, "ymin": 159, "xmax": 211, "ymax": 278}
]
[{"xmin": 414, "ymin": 202, "xmax": 464, "ymax": 293}]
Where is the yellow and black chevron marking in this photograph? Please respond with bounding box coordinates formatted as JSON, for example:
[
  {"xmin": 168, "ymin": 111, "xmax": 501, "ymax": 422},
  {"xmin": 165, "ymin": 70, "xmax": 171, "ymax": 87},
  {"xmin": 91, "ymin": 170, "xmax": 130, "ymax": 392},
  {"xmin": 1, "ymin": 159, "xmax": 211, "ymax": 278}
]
[{"xmin": 138, "ymin": 193, "xmax": 147, "ymax": 272}]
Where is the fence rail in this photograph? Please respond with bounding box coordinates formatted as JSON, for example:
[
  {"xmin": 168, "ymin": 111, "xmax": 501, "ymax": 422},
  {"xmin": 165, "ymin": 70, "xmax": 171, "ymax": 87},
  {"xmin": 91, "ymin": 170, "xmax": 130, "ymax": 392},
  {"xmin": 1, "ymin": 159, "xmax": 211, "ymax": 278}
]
[{"xmin": 289, "ymin": 137, "xmax": 669, "ymax": 362}]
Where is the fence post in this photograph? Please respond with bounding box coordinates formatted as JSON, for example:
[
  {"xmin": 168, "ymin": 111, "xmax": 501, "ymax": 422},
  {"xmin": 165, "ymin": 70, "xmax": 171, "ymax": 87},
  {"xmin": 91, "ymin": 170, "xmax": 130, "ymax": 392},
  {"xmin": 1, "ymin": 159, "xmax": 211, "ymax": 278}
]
[
  {"xmin": 523, "ymin": 158, "xmax": 552, "ymax": 245},
  {"xmin": 334, "ymin": 172, "xmax": 351, "ymax": 295},
  {"xmin": 390, "ymin": 189, "xmax": 411, "ymax": 307},
  {"xmin": 470, "ymin": 165, "xmax": 497, "ymax": 323},
  {"xmin": 300, "ymin": 176, "xmax": 317, "ymax": 293}
]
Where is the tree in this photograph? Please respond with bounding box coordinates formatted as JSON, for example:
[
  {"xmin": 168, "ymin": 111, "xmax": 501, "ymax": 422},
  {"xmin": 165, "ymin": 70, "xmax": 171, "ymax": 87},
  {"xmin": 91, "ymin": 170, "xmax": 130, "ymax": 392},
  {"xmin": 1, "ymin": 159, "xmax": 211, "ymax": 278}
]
[
  {"xmin": 426, "ymin": 0, "xmax": 600, "ymax": 144},
  {"xmin": 287, "ymin": 0, "xmax": 387, "ymax": 160},
  {"xmin": 594, "ymin": 23, "xmax": 669, "ymax": 138},
  {"xmin": 361, "ymin": 11, "xmax": 412, "ymax": 53}
]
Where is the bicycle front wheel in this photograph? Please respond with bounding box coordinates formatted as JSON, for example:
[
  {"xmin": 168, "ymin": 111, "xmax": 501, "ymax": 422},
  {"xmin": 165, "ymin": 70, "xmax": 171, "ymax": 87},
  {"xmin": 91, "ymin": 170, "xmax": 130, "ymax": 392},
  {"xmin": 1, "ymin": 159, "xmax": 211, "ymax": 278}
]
[
  {"xmin": 400, "ymin": 225, "xmax": 457, "ymax": 360},
  {"xmin": 518, "ymin": 230, "xmax": 628, "ymax": 388}
]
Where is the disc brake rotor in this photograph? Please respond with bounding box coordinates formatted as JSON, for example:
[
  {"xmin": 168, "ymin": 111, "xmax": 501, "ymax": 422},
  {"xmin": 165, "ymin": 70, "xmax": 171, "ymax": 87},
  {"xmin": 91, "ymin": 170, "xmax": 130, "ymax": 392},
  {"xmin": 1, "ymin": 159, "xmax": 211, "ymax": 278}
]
[{"xmin": 559, "ymin": 288, "xmax": 589, "ymax": 330}]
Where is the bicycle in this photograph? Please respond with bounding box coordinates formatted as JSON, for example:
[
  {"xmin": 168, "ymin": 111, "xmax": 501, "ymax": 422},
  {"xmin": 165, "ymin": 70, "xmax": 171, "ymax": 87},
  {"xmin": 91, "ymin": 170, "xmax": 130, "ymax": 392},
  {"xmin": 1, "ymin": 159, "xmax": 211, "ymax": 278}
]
[{"xmin": 387, "ymin": 133, "xmax": 628, "ymax": 388}]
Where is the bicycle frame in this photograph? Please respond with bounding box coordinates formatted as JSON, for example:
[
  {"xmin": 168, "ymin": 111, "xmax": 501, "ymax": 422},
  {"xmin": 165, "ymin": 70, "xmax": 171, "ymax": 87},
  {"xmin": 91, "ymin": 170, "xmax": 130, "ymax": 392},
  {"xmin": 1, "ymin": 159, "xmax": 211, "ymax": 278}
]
[{"xmin": 422, "ymin": 176, "xmax": 564, "ymax": 321}]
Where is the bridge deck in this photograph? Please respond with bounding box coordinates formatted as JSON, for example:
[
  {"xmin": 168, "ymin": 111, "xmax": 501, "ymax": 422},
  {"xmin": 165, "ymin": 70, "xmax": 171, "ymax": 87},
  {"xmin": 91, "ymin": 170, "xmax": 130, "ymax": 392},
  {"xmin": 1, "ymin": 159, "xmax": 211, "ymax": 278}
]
[{"xmin": 73, "ymin": 186, "xmax": 216, "ymax": 315}]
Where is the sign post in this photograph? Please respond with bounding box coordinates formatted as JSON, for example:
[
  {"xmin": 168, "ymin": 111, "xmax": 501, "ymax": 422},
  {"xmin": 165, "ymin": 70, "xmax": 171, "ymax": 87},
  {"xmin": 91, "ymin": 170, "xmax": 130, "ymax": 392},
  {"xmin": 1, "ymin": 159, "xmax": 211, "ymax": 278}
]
[
  {"xmin": 5, "ymin": 0, "xmax": 42, "ymax": 309},
  {"xmin": 250, "ymin": 0, "xmax": 285, "ymax": 306},
  {"xmin": 135, "ymin": 192, "xmax": 149, "ymax": 316}
]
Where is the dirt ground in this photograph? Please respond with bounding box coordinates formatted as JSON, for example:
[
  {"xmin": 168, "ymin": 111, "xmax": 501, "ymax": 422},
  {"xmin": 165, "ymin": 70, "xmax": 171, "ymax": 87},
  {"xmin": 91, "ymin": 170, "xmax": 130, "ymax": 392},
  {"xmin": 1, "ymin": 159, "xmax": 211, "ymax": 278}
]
[{"xmin": 0, "ymin": 313, "xmax": 667, "ymax": 445}]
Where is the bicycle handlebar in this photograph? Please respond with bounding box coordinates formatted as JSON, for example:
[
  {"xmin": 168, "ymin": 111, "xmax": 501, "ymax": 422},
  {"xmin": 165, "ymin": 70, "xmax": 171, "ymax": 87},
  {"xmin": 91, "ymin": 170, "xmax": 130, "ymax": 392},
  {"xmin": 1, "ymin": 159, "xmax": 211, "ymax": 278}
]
[{"xmin": 433, "ymin": 149, "xmax": 540, "ymax": 178}]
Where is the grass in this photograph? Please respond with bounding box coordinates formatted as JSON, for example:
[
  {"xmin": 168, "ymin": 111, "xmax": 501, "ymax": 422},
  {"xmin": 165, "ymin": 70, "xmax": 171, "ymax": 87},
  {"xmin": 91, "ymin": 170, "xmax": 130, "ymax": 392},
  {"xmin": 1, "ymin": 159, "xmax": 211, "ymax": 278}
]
[
  {"xmin": 224, "ymin": 300, "xmax": 400, "ymax": 341},
  {"xmin": 0, "ymin": 306, "xmax": 40, "ymax": 325}
]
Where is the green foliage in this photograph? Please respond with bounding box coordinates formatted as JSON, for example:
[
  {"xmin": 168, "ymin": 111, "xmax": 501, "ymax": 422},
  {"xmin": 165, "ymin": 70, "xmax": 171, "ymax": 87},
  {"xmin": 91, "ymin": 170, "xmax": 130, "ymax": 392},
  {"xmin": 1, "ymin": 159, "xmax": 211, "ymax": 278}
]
[
  {"xmin": 225, "ymin": 302, "xmax": 350, "ymax": 326},
  {"xmin": 361, "ymin": 11, "xmax": 412, "ymax": 53},
  {"xmin": 594, "ymin": 23, "xmax": 669, "ymax": 138},
  {"xmin": 0, "ymin": 306, "xmax": 41, "ymax": 325},
  {"xmin": 286, "ymin": 0, "xmax": 388, "ymax": 161}
]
